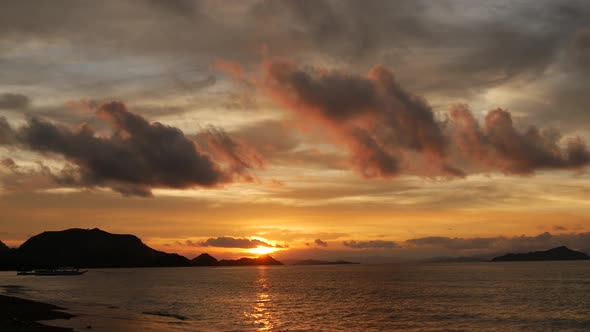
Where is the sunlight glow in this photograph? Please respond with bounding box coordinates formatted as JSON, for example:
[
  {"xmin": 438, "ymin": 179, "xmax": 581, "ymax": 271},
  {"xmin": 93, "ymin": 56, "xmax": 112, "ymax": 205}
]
[{"xmin": 249, "ymin": 246, "xmax": 279, "ymax": 255}]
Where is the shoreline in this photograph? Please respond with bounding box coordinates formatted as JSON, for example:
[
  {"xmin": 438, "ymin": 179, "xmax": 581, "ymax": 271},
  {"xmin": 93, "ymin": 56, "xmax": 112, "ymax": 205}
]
[{"xmin": 0, "ymin": 294, "xmax": 74, "ymax": 331}]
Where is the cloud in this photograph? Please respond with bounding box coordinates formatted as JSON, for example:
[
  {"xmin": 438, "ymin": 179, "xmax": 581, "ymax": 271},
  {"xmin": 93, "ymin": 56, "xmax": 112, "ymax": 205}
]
[
  {"xmin": 257, "ymin": 59, "xmax": 590, "ymax": 177},
  {"xmin": 449, "ymin": 105, "xmax": 590, "ymax": 174},
  {"xmin": 0, "ymin": 158, "xmax": 16, "ymax": 168},
  {"xmin": 262, "ymin": 59, "xmax": 460, "ymax": 178},
  {"xmin": 0, "ymin": 159, "xmax": 62, "ymax": 192},
  {"xmin": 0, "ymin": 101, "xmax": 261, "ymax": 196},
  {"xmin": 0, "ymin": 0, "xmax": 588, "ymax": 104},
  {"xmin": 569, "ymin": 27, "xmax": 590, "ymax": 69},
  {"xmin": 405, "ymin": 232, "xmax": 590, "ymax": 253},
  {"xmin": 406, "ymin": 236, "xmax": 496, "ymax": 250},
  {"xmin": 198, "ymin": 236, "xmax": 278, "ymax": 249},
  {"xmin": 195, "ymin": 126, "xmax": 263, "ymax": 182},
  {"xmin": 0, "ymin": 117, "xmax": 17, "ymax": 144},
  {"xmin": 343, "ymin": 240, "xmax": 398, "ymax": 249},
  {"xmin": 0, "ymin": 93, "xmax": 30, "ymax": 110},
  {"xmin": 314, "ymin": 239, "xmax": 328, "ymax": 247},
  {"xmin": 523, "ymin": 26, "xmax": 590, "ymax": 131}
]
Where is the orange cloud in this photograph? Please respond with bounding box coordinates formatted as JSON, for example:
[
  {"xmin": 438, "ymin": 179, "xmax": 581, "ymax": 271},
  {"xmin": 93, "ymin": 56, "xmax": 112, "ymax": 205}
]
[{"xmin": 214, "ymin": 57, "xmax": 590, "ymax": 178}]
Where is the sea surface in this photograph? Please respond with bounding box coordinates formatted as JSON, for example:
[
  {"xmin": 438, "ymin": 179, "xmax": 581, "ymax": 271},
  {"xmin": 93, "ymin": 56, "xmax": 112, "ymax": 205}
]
[{"xmin": 1, "ymin": 262, "xmax": 590, "ymax": 331}]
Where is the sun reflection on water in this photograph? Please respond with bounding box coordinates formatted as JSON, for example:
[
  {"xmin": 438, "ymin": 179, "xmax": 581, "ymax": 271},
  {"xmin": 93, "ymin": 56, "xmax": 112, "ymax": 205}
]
[{"xmin": 244, "ymin": 267, "xmax": 276, "ymax": 331}]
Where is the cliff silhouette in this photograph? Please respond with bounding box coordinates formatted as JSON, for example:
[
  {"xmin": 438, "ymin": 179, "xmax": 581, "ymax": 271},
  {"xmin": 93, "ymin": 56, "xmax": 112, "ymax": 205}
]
[{"xmin": 492, "ymin": 246, "xmax": 590, "ymax": 262}]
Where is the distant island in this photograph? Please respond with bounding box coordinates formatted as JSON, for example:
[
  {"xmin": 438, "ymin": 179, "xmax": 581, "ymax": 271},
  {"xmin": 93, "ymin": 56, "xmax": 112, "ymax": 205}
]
[
  {"xmin": 219, "ymin": 255, "xmax": 283, "ymax": 266},
  {"xmin": 192, "ymin": 253, "xmax": 283, "ymax": 266},
  {"xmin": 0, "ymin": 228, "xmax": 285, "ymax": 270},
  {"xmin": 492, "ymin": 246, "xmax": 590, "ymax": 262}
]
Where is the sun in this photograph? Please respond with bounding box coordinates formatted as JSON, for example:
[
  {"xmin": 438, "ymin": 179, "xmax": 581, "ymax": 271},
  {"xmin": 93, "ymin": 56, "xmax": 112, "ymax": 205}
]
[{"xmin": 249, "ymin": 246, "xmax": 279, "ymax": 256}]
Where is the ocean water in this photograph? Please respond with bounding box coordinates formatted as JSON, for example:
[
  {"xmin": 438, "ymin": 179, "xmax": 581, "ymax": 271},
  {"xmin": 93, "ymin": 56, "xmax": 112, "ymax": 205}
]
[{"xmin": 1, "ymin": 262, "xmax": 590, "ymax": 331}]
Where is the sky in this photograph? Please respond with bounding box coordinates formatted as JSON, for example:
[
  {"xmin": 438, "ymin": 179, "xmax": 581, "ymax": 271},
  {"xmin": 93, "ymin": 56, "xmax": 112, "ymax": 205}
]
[{"xmin": 1, "ymin": 0, "xmax": 589, "ymax": 262}]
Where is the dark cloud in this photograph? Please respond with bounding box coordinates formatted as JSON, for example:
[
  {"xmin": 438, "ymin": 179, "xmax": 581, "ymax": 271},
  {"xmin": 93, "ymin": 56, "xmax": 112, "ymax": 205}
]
[
  {"xmin": 0, "ymin": 93, "xmax": 30, "ymax": 110},
  {"xmin": 0, "ymin": 101, "xmax": 260, "ymax": 196},
  {"xmin": 405, "ymin": 232, "xmax": 590, "ymax": 254},
  {"xmin": 569, "ymin": 27, "xmax": 590, "ymax": 69},
  {"xmin": 314, "ymin": 239, "xmax": 328, "ymax": 247},
  {"xmin": 343, "ymin": 240, "xmax": 398, "ymax": 249},
  {"xmin": 260, "ymin": 60, "xmax": 590, "ymax": 177},
  {"xmin": 521, "ymin": 26, "xmax": 590, "ymax": 131},
  {"xmin": 2, "ymin": 1, "xmax": 587, "ymax": 95},
  {"xmin": 1, "ymin": 1, "xmax": 589, "ymax": 192},
  {"xmin": 450, "ymin": 105, "xmax": 590, "ymax": 174},
  {"xmin": 249, "ymin": 0, "xmax": 590, "ymax": 100},
  {"xmin": 199, "ymin": 236, "xmax": 278, "ymax": 249},
  {"xmin": 406, "ymin": 236, "xmax": 496, "ymax": 250},
  {"xmin": 263, "ymin": 60, "xmax": 459, "ymax": 178},
  {"xmin": 0, "ymin": 1, "xmax": 588, "ymax": 139}
]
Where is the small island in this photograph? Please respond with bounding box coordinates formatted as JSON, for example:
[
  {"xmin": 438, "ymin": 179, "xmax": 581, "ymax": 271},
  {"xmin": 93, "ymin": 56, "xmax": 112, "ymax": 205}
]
[
  {"xmin": 491, "ymin": 246, "xmax": 590, "ymax": 262},
  {"xmin": 191, "ymin": 253, "xmax": 283, "ymax": 266}
]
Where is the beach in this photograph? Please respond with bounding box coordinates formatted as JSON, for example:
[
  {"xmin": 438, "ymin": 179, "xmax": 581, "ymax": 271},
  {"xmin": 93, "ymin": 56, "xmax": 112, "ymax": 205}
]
[{"xmin": 0, "ymin": 294, "xmax": 74, "ymax": 331}]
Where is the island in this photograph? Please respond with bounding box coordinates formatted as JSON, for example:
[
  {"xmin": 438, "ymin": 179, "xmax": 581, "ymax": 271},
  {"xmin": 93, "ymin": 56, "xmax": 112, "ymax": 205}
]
[
  {"xmin": 218, "ymin": 255, "xmax": 283, "ymax": 266},
  {"xmin": 0, "ymin": 228, "xmax": 286, "ymax": 270},
  {"xmin": 491, "ymin": 246, "xmax": 590, "ymax": 262},
  {"xmin": 8, "ymin": 228, "xmax": 191, "ymax": 269},
  {"xmin": 191, "ymin": 253, "xmax": 283, "ymax": 266},
  {"xmin": 191, "ymin": 253, "xmax": 219, "ymax": 266}
]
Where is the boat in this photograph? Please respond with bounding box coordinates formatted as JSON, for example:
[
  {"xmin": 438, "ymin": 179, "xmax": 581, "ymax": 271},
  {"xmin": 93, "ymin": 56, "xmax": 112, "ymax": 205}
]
[{"xmin": 17, "ymin": 268, "xmax": 88, "ymax": 276}]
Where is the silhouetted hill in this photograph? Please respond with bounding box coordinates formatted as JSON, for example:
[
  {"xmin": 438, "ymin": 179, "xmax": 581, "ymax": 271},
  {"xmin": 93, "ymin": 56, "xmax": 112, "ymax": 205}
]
[
  {"xmin": 0, "ymin": 241, "xmax": 17, "ymax": 270},
  {"xmin": 0, "ymin": 241, "xmax": 8, "ymax": 252},
  {"xmin": 14, "ymin": 228, "xmax": 190, "ymax": 269},
  {"xmin": 218, "ymin": 254, "xmax": 282, "ymax": 266},
  {"xmin": 286, "ymin": 259, "xmax": 359, "ymax": 265},
  {"xmin": 492, "ymin": 246, "xmax": 590, "ymax": 262},
  {"xmin": 191, "ymin": 253, "xmax": 219, "ymax": 266}
]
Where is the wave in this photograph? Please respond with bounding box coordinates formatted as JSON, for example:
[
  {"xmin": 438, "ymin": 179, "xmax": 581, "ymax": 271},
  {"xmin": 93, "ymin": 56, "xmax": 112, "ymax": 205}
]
[{"xmin": 142, "ymin": 310, "xmax": 189, "ymax": 321}]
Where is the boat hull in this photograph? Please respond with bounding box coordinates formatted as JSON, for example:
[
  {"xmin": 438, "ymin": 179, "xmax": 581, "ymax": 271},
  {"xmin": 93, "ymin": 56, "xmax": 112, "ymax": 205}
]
[{"xmin": 17, "ymin": 269, "xmax": 88, "ymax": 276}]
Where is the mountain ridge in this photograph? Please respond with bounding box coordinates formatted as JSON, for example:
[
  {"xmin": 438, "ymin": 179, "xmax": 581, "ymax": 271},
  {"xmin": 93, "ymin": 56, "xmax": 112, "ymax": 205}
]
[
  {"xmin": 0, "ymin": 228, "xmax": 285, "ymax": 270},
  {"xmin": 492, "ymin": 246, "xmax": 590, "ymax": 262}
]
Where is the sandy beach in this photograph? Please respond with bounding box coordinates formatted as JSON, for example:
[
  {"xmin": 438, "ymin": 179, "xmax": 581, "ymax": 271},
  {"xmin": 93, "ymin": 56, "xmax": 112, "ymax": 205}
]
[{"xmin": 0, "ymin": 294, "xmax": 74, "ymax": 331}]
